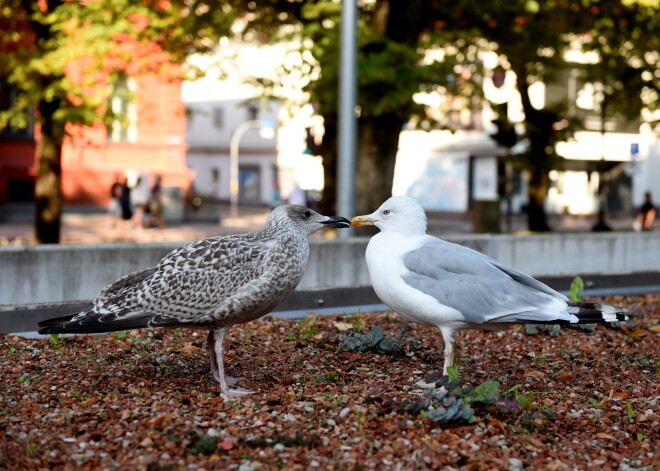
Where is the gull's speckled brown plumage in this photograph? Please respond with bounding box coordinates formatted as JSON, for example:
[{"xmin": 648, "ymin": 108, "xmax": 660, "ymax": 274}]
[{"xmin": 38, "ymin": 205, "xmax": 350, "ymax": 395}]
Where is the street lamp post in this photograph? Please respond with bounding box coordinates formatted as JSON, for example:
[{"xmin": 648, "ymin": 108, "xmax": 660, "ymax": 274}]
[
  {"xmin": 229, "ymin": 119, "xmax": 275, "ymax": 219},
  {"xmin": 337, "ymin": 0, "xmax": 357, "ymax": 238}
]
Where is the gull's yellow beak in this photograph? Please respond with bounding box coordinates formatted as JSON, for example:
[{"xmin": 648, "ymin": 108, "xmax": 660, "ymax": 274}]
[{"xmin": 351, "ymin": 215, "xmax": 376, "ymax": 227}]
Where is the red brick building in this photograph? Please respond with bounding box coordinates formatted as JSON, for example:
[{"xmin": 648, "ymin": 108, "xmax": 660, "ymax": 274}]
[{"xmin": 0, "ymin": 73, "xmax": 194, "ymax": 209}]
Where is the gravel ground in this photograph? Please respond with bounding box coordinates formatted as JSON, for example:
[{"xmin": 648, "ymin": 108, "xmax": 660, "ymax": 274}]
[{"xmin": 1, "ymin": 295, "xmax": 658, "ymax": 470}]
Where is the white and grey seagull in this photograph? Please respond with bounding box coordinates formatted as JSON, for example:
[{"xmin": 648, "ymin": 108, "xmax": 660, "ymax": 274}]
[
  {"xmin": 351, "ymin": 196, "xmax": 629, "ymax": 376},
  {"xmin": 38, "ymin": 205, "xmax": 350, "ymax": 396}
]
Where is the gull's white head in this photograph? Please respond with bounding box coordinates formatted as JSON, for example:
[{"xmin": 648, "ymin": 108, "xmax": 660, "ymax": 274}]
[{"xmin": 351, "ymin": 196, "xmax": 427, "ymax": 235}]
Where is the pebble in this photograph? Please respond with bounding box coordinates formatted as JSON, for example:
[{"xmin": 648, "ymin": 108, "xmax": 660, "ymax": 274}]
[{"xmin": 508, "ymin": 458, "xmax": 524, "ymax": 470}]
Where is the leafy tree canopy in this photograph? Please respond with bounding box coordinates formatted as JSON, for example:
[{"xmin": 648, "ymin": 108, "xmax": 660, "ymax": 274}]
[{"xmin": 0, "ymin": 0, "xmax": 235, "ymax": 135}]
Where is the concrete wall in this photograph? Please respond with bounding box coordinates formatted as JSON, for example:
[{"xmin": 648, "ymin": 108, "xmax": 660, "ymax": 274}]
[{"xmin": 1, "ymin": 232, "xmax": 659, "ymax": 306}]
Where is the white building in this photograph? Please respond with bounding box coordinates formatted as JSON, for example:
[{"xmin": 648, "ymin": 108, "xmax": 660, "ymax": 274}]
[{"xmin": 182, "ymin": 38, "xmax": 323, "ymax": 207}]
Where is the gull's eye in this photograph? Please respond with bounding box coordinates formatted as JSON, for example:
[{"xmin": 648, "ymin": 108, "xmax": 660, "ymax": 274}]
[
  {"xmin": 304, "ymin": 210, "xmax": 311, "ymax": 218},
  {"xmin": 383, "ymin": 209, "xmax": 391, "ymax": 216}
]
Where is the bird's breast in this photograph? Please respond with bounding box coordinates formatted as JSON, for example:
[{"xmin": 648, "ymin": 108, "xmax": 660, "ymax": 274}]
[{"xmin": 364, "ymin": 234, "xmax": 463, "ymax": 327}]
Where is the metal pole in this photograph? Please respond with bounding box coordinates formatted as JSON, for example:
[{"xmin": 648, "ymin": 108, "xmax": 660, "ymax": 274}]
[
  {"xmin": 337, "ymin": 0, "xmax": 357, "ymax": 236},
  {"xmin": 229, "ymin": 120, "xmax": 262, "ymax": 219}
]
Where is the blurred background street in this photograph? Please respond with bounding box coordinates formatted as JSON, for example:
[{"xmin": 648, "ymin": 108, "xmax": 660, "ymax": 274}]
[{"xmin": 0, "ymin": 204, "xmax": 639, "ymax": 246}]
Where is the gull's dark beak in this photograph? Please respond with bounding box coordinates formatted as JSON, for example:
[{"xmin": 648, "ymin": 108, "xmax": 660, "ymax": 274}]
[{"xmin": 321, "ymin": 216, "xmax": 351, "ymax": 229}]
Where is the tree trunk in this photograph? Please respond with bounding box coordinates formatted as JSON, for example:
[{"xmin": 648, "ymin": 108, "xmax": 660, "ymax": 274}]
[
  {"xmin": 511, "ymin": 61, "xmax": 552, "ymax": 232},
  {"xmin": 319, "ymin": 114, "xmax": 338, "ymax": 216},
  {"xmin": 34, "ymin": 99, "xmax": 63, "ymax": 244},
  {"xmin": 527, "ymin": 166, "xmax": 551, "ymax": 232},
  {"xmin": 355, "ymin": 114, "xmax": 403, "ymax": 215}
]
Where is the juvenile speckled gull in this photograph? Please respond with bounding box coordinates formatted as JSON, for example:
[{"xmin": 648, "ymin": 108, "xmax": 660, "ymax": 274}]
[
  {"xmin": 38, "ymin": 205, "xmax": 350, "ymax": 396},
  {"xmin": 351, "ymin": 196, "xmax": 629, "ymax": 376}
]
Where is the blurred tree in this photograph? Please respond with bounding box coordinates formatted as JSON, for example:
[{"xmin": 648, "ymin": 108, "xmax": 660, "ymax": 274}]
[
  {"xmin": 229, "ymin": 0, "xmax": 657, "ymax": 229},
  {"xmin": 572, "ymin": 1, "xmax": 659, "ymax": 230},
  {"xmin": 229, "ymin": 0, "xmax": 469, "ymax": 215},
  {"xmin": 425, "ymin": 0, "xmax": 658, "ymax": 230},
  {"xmin": 0, "ymin": 0, "xmax": 234, "ymax": 243}
]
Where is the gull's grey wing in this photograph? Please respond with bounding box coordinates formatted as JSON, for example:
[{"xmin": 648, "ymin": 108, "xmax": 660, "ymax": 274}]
[
  {"xmin": 401, "ymin": 237, "xmax": 566, "ymax": 324},
  {"xmin": 91, "ymin": 234, "xmax": 275, "ymax": 322}
]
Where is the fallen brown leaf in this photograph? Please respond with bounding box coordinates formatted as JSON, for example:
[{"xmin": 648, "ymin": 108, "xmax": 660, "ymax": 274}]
[
  {"xmin": 151, "ymin": 412, "xmax": 175, "ymax": 427},
  {"xmin": 523, "ymin": 370, "xmax": 545, "ymax": 379},
  {"xmin": 555, "ymin": 373, "xmax": 574, "ymax": 382}
]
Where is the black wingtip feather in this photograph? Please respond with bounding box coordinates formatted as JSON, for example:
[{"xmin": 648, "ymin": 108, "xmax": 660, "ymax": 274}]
[
  {"xmin": 567, "ymin": 301, "xmax": 630, "ymax": 323},
  {"xmin": 37, "ymin": 310, "xmax": 184, "ymax": 335}
]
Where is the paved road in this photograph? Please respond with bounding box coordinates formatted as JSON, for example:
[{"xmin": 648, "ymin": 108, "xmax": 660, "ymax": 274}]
[{"xmin": 0, "ymin": 205, "xmax": 641, "ymax": 246}]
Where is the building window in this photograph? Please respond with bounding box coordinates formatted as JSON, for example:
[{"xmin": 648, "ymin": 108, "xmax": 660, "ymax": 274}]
[
  {"xmin": 0, "ymin": 82, "xmax": 34, "ymax": 140},
  {"xmin": 213, "ymin": 107, "xmax": 224, "ymax": 129},
  {"xmin": 108, "ymin": 74, "xmax": 138, "ymax": 143}
]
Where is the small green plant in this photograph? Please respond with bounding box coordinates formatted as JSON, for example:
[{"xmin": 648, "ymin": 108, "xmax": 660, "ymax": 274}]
[
  {"xmin": 569, "ymin": 276, "xmax": 584, "ymax": 301},
  {"xmin": 49, "ymin": 333, "xmax": 67, "ymax": 353},
  {"xmin": 311, "ymin": 371, "xmax": 339, "ymax": 385},
  {"xmin": 446, "ymin": 365, "xmax": 459, "ymax": 382},
  {"xmin": 636, "ymin": 432, "xmax": 644, "ymax": 442},
  {"xmin": 25, "ymin": 442, "xmax": 38, "ymax": 456},
  {"xmin": 626, "ymin": 401, "xmax": 635, "ymax": 421},
  {"xmin": 348, "ymin": 316, "xmax": 366, "ymax": 333},
  {"xmin": 289, "ymin": 315, "xmax": 318, "ymax": 343},
  {"xmin": 113, "ymin": 331, "xmax": 127, "ymax": 340}
]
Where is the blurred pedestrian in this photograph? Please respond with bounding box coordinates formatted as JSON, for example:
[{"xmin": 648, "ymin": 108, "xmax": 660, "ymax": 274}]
[
  {"xmin": 107, "ymin": 175, "xmax": 122, "ymax": 228},
  {"xmin": 146, "ymin": 174, "xmax": 165, "ymax": 229},
  {"xmin": 131, "ymin": 175, "xmax": 150, "ymax": 228},
  {"xmin": 634, "ymin": 191, "xmax": 656, "ymax": 231},
  {"xmin": 118, "ymin": 176, "xmax": 133, "ymax": 227}
]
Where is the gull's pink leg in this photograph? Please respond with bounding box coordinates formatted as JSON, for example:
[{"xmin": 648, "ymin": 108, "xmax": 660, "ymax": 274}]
[
  {"xmin": 441, "ymin": 328, "xmax": 456, "ymax": 377},
  {"xmin": 210, "ymin": 327, "xmax": 254, "ymax": 396}
]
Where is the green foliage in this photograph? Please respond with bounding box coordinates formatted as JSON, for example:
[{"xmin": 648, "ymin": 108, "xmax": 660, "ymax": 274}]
[
  {"xmin": 338, "ymin": 325, "xmax": 401, "ymax": 355},
  {"xmin": 112, "ymin": 331, "xmax": 127, "ymax": 341},
  {"xmin": 290, "ymin": 315, "xmax": 318, "ymax": 343},
  {"xmin": 446, "ymin": 366, "xmax": 460, "ymax": 382},
  {"xmin": 48, "ymin": 333, "xmax": 67, "ymax": 354},
  {"xmin": 0, "ymin": 1, "xmax": 234, "ymax": 133},
  {"xmin": 348, "ymin": 316, "xmax": 365, "ymax": 333},
  {"xmin": 471, "ymin": 380, "xmax": 501, "ymax": 404},
  {"xmin": 25, "ymin": 442, "xmax": 39, "ymax": 456},
  {"xmin": 569, "ymin": 276, "xmax": 584, "ymax": 302},
  {"xmin": 48, "ymin": 333, "xmax": 64, "ymax": 346}
]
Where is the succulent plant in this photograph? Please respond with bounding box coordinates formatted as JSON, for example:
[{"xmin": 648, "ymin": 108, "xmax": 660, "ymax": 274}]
[{"xmin": 338, "ymin": 326, "xmax": 401, "ymax": 355}]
